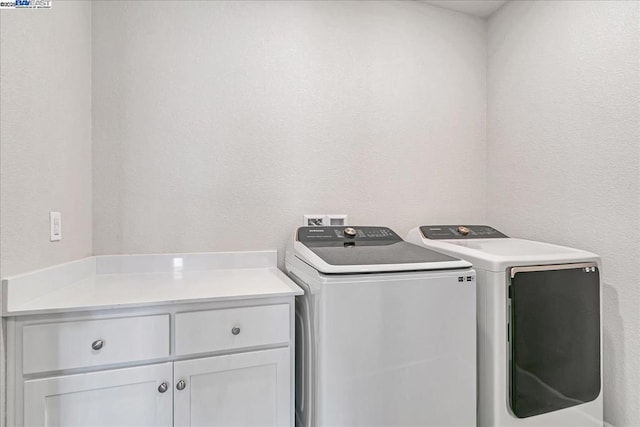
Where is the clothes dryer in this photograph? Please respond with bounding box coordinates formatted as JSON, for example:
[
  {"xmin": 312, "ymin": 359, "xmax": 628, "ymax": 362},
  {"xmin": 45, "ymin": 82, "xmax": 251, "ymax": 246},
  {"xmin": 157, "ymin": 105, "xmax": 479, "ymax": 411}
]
[
  {"xmin": 406, "ymin": 225, "xmax": 602, "ymax": 427},
  {"xmin": 286, "ymin": 226, "xmax": 477, "ymax": 427}
]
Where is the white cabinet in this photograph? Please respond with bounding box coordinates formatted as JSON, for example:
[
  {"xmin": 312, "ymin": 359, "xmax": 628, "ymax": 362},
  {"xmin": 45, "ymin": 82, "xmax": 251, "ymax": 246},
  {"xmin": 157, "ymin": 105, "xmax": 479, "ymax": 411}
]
[
  {"xmin": 22, "ymin": 314, "xmax": 170, "ymax": 374},
  {"xmin": 174, "ymin": 348, "xmax": 290, "ymax": 427},
  {"xmin": 8, "ymin": 300, "xmax": 295, "ymax": 427},
  {"xmin": 23, "ymin": 362, "xmax": 173, "ymax": 427},
  {"xmin": 174, "ymin": 305, "xmax": 290, "ymax": 356}
]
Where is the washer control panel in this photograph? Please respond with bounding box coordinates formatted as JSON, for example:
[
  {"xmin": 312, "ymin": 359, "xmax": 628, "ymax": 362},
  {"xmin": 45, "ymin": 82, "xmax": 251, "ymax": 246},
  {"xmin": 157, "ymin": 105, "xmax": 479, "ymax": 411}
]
[
  {"xmin": 420, "ymin": 225, "xmax": 508, "ymax": 240},
  {"xmin": 298, "ymin": 226, "xmax": 402, "ymax": 245}
]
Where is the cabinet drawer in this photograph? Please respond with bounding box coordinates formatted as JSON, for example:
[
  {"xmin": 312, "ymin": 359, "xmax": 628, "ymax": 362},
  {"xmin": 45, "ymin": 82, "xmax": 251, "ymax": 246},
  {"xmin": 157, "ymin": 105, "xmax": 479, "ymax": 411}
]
[
  {"xmin": 175, "ymin": 304, "xmax": 290, "ymax": 356},
  {"xmin": 22, "ymin": 315, "xmax": 170, "ymax": 374}
]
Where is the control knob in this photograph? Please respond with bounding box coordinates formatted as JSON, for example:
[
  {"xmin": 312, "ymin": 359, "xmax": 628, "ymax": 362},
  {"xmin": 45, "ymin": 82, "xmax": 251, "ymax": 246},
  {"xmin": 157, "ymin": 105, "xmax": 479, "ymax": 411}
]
[
  {"xmin": 344, "ymin": 227, "xmax": 357, "ymax": 238},
  {"xmin": 457, "ymin": 226, "xmax": 470, "ymax": 236}
]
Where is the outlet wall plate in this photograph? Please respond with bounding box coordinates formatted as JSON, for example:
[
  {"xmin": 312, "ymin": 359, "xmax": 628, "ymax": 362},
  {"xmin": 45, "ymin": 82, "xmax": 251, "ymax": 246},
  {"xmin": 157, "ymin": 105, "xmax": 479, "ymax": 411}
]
[
  {"xmin": 304, "ymin": 215, "xmax": 324, "ymax": 227},
  {"xmin": 303, "ymin": 214, "xmax": 348, "ymax": 227}
]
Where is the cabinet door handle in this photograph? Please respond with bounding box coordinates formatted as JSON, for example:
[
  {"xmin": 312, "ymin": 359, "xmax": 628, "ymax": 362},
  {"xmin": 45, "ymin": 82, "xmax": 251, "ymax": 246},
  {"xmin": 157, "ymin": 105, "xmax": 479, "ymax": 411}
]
[
  {"xmin": 176, "ymin": 380, "xmax": 186, "ymax": 391},
  {"xmin": 91, "ymin": 339, "xmax": 105, "ymax": 351},
  {"xmin": 231, "ymin": 326, "xmax": 241, "ymax": 335},
  {"xmin": 158, "ymin": 382, "xmax": 168, "ymax": 393}
]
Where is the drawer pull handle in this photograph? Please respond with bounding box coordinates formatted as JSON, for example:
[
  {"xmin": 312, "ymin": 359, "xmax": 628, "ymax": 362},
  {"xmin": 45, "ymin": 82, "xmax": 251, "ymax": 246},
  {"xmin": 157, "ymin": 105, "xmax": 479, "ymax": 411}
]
[
  {"xmin": 176, "ymin": 380, "xmax": 186, "ymax": 391},
  {"xmin": 231, "ymin": 326, "xmax": 241, "ymax": 335},
  {"xmin": 158, "ymin": 382, "xmax": 168, "ymax": 393},
  {"xmin": 91, "ymin": 339, "xmax": 105, "ymax": 351}
]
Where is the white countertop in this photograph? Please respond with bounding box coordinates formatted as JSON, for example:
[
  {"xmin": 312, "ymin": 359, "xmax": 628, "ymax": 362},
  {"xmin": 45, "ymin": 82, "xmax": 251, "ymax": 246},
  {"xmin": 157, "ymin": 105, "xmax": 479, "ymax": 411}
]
[{"xmin": 2, "ymin": 251, "xmax": 303, "ymax": 316}]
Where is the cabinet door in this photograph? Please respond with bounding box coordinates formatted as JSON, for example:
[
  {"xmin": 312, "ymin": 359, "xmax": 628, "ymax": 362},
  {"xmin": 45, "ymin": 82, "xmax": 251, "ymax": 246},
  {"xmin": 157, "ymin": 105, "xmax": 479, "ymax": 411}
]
[
  {"xmin": 174, "ymin": 348, "xmax": 290, "ymax": 427},
  {"xmin": 24, "ymin": 362, "xmax": 173, "ymax": 427}
]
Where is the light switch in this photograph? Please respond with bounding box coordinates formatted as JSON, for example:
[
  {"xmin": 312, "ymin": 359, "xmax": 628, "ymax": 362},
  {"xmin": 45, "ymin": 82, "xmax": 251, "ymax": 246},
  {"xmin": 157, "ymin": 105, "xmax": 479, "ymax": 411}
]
[{"xmin": 50, "ymin": 211, "xmax": 61, "ymax": 241}]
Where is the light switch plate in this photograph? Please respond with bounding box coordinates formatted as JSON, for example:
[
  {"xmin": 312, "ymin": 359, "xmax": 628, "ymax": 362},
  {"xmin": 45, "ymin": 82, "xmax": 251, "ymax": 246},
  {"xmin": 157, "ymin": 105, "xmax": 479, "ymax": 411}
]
[{"xmin": 50, "ymin": 211, "xmax": 61, "ymax": 241}]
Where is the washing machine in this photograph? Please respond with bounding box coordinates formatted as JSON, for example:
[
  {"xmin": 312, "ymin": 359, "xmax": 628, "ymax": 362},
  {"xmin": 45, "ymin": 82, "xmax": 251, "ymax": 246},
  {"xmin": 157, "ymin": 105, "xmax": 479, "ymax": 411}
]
[
  {"xmin": 285, "ymin": 226, "xmax": 477, "ymax": 427},
  {"xmin": 406, "ymin": 225, "xmax": 603, "ymax": 427}
]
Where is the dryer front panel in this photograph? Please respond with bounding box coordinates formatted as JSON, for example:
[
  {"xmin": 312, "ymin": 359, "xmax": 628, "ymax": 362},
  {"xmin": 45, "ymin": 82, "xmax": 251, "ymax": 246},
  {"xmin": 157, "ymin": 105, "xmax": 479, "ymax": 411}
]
[{"xmin": 509, "ymin": 263, "xmax": 601, "ymax": 418}]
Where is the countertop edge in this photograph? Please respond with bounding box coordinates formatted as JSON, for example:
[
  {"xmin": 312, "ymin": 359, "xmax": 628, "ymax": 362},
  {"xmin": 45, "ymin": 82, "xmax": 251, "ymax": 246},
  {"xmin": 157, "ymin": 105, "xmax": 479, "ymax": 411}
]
[
  {"xmin": 4, "ymin": 288, "xmax": 302, "ymax": 317},
  {"xmin": 3, "ymin": 251, "xmax": 304, "ymax": 317}
]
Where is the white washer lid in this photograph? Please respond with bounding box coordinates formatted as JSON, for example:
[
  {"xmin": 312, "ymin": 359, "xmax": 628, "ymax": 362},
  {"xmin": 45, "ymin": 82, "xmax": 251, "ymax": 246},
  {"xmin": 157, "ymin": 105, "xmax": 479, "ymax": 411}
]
[{"xmin": 406, "ymin": 228, "xmax": 598, "ymax": 272}]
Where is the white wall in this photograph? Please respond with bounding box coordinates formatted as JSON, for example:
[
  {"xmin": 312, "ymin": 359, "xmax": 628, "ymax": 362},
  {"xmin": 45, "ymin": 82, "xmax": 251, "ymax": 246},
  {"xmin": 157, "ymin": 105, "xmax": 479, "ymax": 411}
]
[
  {"xmin": 487, "ymin": 1, "xmax": 640, "ymax": 425},
  {"xmin": 92, "ymin": 1, "xmax": 487, "ymax": 258},
  {"xmin": 0, "ymin": 1, "xmax": 93, "ymax": 277},
  {"xmin": 0, "ymin": 2, "xmax": 93, "ymax": 426},
  {"xmin": 4, "ymin": 1, "xmax": 638, "ymax": 425}
]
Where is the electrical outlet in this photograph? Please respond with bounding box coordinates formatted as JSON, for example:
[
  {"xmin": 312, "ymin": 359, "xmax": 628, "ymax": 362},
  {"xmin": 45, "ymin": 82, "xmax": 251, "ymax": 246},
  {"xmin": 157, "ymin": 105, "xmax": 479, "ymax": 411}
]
[
  {"xmin": 304, "ymin": 215, "xmax": 325, "ymax": 226},
  {"xmin": 50, "ymin": 211, "xmax": 62, "ymax": 241},
  {"xmin": 303, "ymin": 214, "xmax": 348, "ymax": 226}
]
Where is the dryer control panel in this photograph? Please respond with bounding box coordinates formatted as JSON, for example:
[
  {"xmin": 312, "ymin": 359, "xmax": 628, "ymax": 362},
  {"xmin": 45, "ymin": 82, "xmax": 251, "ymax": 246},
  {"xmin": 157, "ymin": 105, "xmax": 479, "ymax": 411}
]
[{"xmin": 420, "ymin": 225, "xmax": 508, "ymax": 240}]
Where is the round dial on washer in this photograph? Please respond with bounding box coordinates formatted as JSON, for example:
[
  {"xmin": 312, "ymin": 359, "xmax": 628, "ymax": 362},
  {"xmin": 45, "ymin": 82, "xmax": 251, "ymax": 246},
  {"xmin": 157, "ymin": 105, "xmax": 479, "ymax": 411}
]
[
  {"xmin": 344, "ymin": 227, "xmax": 357, "ymax": 237},
  {"xmin": 457, "ymin": 226, "xmax": 470, "ymax": 236}
]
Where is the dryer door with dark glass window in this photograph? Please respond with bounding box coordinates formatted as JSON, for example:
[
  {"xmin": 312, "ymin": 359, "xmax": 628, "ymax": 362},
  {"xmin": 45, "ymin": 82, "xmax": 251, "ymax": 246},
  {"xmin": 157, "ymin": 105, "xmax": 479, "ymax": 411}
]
[{"xmin": 509, "ymin": 264, "xmax": 600, "ymax": 418}]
